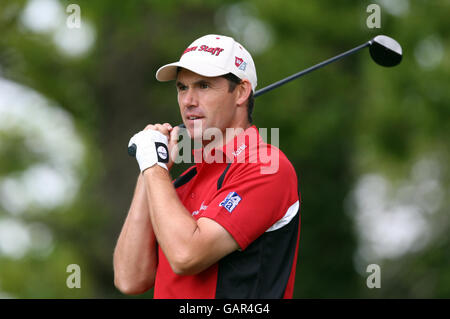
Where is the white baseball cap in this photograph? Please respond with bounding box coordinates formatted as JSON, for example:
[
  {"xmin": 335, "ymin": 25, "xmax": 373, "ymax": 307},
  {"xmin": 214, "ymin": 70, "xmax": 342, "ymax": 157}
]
[{"xmin": 156, "ymin": 34, "xmax": 257, "ymax": 92}]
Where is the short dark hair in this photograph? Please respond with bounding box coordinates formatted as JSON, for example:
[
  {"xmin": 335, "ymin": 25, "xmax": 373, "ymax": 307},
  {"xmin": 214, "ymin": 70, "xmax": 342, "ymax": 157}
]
[{"xmin": 221, "ymin": 73, "xmax": 254, "ymax": 123}]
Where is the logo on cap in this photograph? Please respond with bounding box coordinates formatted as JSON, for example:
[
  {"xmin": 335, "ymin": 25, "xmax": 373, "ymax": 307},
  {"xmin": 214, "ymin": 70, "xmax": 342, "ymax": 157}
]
[{"xmin": 235, "ymin": 57, "xmax": 247, "ymax": 71}]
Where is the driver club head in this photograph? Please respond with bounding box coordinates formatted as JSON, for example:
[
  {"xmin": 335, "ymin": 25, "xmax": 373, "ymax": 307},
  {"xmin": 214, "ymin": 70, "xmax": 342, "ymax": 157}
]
[{"xmin": 369, "ymin": 35, "xmax": 403, "ymax": 67}]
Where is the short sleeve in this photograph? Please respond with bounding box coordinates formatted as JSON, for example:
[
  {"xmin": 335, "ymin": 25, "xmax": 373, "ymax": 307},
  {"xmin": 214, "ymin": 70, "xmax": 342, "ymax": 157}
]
[{"xmin": 200, "ymin": 158, "xmax": 299, "ymax": 250}]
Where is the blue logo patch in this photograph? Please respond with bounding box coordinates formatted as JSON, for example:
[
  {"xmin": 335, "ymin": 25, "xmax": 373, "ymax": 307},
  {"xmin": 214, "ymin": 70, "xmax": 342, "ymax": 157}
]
[
  {"xmin": 219, "ymin": 192, "xmax": 242, "ymax": 213},
  {"xmin": 239, "ymin": 62, "xmax": 247, "ymax": 71}
]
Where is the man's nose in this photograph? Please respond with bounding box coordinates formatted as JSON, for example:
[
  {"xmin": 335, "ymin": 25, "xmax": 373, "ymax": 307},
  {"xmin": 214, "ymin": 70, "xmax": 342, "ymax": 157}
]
[{"xmin": 181, "ymin": 88, "xmax": 198, "ymax": 107}]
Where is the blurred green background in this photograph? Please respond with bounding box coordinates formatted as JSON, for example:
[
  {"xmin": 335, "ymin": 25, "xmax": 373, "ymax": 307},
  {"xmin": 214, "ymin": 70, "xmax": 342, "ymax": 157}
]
[{"xmin": 0, "ymin": 0, "xmax": 449, "ymax": 298}]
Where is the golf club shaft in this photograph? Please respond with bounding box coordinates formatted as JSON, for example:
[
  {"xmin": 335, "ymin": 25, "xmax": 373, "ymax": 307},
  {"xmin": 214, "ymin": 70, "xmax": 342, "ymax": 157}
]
[
  {"xmin": 173, "ymin": 41, "xmax": 371, "ymax": 129},
  {"xmin": 254, "ymin": 41, "xmax": 370, "ymax": 97},
  {"xmin": 129, "ymin": 40, "xmax": 373, "ymax": 156}
]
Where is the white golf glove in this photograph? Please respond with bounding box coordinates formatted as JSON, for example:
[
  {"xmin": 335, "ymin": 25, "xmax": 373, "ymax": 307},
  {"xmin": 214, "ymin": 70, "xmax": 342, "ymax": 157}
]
[{"xmin": 128, "ymin": 129, "xmax": 169, "ymax": 172}]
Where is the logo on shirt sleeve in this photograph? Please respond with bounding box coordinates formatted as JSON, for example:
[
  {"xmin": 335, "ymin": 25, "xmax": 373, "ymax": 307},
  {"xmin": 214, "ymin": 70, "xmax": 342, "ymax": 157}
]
[{"xmin": 219, "ymin": 192, "xmax": 242, "ymax": 213}]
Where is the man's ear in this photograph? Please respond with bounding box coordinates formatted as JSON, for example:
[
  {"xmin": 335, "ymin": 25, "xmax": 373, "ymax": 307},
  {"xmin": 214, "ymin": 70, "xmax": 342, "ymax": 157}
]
[{"xmin": 236, "ymin": 80, "xmax": 252, "ymax": 106}]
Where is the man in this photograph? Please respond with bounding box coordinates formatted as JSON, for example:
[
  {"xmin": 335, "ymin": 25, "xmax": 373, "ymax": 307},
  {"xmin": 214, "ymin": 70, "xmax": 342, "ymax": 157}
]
[{"xmin": 113, "ymin": 34, "xmax": 301, "ymax": 298}]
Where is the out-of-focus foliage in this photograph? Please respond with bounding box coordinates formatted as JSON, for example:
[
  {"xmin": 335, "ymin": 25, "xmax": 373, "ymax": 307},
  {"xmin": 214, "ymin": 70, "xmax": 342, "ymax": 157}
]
[{"xmin": 0, "ymin": 0, "xmax": 448, "ymax": 298}]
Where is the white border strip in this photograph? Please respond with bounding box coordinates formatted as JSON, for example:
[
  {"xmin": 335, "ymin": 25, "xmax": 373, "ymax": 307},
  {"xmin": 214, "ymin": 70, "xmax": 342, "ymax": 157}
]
[{"xmin": 265, "ymin": 200, "xmax": 299, "ymax": 232}]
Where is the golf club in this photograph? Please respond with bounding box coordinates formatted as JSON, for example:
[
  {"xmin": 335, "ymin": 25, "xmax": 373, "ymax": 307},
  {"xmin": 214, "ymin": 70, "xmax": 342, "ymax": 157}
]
[{"xmin": 128, "ymin": 35, "xmax": 402, "ymax": 157}]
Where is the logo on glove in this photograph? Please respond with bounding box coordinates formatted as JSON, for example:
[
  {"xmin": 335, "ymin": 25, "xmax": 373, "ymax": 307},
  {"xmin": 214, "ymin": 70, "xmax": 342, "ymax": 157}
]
[{"xmin": 155, "ymin": 142, "xmax": 169, "ymax": 163}]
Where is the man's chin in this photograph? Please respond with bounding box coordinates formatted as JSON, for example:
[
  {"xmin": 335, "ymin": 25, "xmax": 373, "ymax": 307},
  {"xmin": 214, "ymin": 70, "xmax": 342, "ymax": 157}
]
[{"xmin": 186, "ymin": 126, "xmax": 204, "ymax": 141}]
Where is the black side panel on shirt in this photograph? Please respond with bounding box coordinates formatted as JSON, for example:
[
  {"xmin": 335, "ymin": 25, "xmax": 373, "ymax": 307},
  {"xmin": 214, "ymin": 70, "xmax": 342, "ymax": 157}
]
[
  {"xmin": 173, "ymin": 166, "xmax": 197, "ymax": 189},
  {"xmin": 215, "ymin": 212, "xmax": 300, "ymax": 298},
  {"xmin": 217, "ymin": 163, "xmax": 232, "ymax": 190}
]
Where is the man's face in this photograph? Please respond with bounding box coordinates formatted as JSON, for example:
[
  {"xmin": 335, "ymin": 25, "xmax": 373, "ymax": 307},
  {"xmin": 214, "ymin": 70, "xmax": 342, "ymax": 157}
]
[{"xmin": 176, "ymin": 69, "xmax": 239, "ymax": 142}]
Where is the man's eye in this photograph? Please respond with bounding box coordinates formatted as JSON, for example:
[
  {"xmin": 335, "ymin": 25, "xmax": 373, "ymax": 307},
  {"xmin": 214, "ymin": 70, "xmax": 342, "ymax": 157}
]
[
  {"xmin": 178, "ymin": 85, "xmax": 187, "ymax": 91},
  {"xmin": 200, "ymin": 83, "xmax": 209, "ymax": 89}
]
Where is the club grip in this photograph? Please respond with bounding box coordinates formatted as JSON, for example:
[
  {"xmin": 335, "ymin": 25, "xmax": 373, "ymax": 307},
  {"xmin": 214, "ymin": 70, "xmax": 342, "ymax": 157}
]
[
  {"xmin": 127, "ymin": 123, "xmax": 186, "ymax": 157},
  {"xmin": 128, "ymin": 143, "xmax": 137, "ymax": 157}
]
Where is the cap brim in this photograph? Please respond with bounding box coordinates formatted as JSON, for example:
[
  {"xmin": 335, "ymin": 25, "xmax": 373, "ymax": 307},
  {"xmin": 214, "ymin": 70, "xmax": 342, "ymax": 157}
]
[
  {"xmin": 155, "ymin": 62, "xmax": 181, "ymax": 82},
  {"xmin": 156, "ymin": 59, "xmax": 229, "ymax": 82}
]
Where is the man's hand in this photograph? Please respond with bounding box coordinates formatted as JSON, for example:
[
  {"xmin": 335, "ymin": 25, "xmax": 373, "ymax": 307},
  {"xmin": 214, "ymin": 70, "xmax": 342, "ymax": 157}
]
[{"xmin": 128, "ymin": 123, "xmax": 179, "ymax": 172}]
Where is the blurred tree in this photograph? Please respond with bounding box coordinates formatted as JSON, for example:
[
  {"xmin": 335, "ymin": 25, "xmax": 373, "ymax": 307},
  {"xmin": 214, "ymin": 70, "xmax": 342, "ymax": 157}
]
[{"xmin": 0, "ymin": 0, "xmax": 448, "ymax": 298}]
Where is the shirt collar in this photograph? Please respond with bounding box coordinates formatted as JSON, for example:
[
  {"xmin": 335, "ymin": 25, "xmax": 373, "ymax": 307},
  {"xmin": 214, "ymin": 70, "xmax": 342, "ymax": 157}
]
[{"xmin": 193, "ymin": 125, "xmax": 262, "ymax": 167}]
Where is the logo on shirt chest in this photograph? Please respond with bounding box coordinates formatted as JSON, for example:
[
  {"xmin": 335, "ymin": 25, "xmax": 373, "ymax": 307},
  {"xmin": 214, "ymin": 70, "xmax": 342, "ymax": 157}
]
[
  {"xmin": 219, "ymin": 192, "xmax": 242, "ymax": 213},
  {"xmin": 232, "ymin": 143, "xmax": 247, "ymax": 157},
  {"xmin": 192, "ymin": 201, "xmax": 208, "ymax": 216}
]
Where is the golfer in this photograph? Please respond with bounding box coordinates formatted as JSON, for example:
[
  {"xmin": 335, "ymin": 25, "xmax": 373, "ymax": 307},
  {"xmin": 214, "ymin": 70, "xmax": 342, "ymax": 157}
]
[{"xmin": 113, "ymin": 34, "xmax": 301, "ymax": 298}]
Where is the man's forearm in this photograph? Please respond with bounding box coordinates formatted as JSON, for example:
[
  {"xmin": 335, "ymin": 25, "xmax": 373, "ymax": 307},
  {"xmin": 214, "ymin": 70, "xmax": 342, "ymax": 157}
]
[
  {"xmin": 113, "ymin": 174, "xmax": 157, "ymax": 294},
  {"xmin": 143, "ymin": 166, "xmax": 198, "ymax": 273}
]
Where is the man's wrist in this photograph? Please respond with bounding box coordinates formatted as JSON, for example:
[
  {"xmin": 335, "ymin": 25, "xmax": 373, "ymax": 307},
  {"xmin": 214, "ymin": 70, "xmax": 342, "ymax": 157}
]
[{"xmin": 142, "ymin": 164, "xmax": 169, "ymax": 178}]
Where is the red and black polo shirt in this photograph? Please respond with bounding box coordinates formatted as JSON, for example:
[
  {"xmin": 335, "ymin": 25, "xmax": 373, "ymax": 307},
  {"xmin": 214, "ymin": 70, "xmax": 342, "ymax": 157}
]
[{"xmin": 154, "ymin": 125, "xmax": 301, "ymax": 298}]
